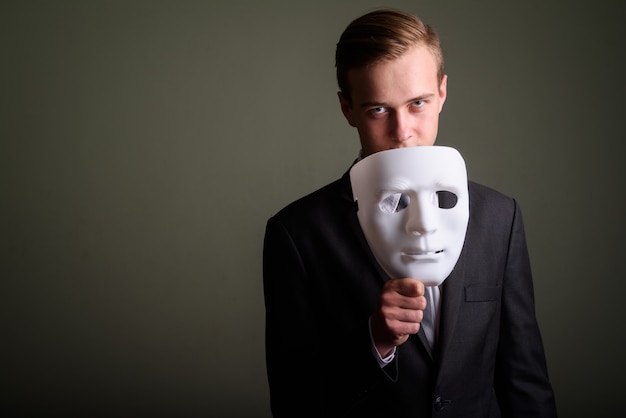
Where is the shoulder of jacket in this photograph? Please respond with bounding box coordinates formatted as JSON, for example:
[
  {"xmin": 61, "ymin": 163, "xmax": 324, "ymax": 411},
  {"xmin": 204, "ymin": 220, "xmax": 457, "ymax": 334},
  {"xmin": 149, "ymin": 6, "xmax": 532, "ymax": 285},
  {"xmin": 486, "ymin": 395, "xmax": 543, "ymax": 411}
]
[{"xmin": 272, "ymin": 176, "xmax": 349, "ymax": 220}]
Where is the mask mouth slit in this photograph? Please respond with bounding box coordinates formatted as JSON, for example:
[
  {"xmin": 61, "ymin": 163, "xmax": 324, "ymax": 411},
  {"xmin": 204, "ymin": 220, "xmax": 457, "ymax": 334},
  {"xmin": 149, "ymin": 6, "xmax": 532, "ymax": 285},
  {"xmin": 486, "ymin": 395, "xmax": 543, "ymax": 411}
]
[{"xmin": 403, "ymin": 249, "xmax": 444, "ymax": 256}]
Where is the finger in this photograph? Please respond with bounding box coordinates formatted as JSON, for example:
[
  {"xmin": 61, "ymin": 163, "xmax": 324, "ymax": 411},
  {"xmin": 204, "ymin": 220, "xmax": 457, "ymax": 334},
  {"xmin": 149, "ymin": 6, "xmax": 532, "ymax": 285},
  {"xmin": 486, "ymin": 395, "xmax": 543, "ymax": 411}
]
[
  {"xmin": 396, "ymin": 308, "xmax": 424, "ymax": 325},
  {"xmin": 380, "ymin": 291, "xmax": 427, "ymax": 314},
  {"xmin": 389, "ymin": 312, "xmax": 423, "ymax": 334}
]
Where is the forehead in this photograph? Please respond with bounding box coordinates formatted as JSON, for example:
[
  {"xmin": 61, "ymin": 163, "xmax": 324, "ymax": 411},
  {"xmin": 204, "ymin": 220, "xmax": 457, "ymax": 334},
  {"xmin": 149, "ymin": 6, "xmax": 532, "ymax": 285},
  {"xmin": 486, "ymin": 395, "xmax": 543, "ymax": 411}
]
[{"xmin": 347, "ymin": 45, "xmax": 440, "ymax": 102}]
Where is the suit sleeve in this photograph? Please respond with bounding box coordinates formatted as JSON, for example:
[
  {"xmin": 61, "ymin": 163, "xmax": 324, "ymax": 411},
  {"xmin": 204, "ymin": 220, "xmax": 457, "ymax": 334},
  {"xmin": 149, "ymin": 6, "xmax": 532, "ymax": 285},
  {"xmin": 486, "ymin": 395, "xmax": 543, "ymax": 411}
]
[
  {"xmin": 263, "ymin": 216, "xmax": 326, "ymax": 417},
  {"xmin": 494, "ymin": 200, "xmax": 557, "ymax": 417},
  {"xmin": 263, "ymin": 215, "xmax": 394, "ymax": 417}
]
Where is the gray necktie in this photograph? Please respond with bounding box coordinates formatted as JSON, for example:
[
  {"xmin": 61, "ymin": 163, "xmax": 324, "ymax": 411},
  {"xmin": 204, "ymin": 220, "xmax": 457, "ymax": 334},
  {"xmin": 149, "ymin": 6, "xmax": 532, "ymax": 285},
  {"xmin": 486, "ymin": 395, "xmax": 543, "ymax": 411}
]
[{"xmin": 422, "ymin": 286, "xmax": 438, "ymax": 348}]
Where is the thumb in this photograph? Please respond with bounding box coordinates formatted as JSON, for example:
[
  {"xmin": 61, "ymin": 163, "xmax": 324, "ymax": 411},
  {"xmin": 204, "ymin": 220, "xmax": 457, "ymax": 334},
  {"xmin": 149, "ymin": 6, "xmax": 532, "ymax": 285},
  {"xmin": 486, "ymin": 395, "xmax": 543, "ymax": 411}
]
[{"xmin": 390, "ymin": 278, "xmax": 425, "ymax": 297}]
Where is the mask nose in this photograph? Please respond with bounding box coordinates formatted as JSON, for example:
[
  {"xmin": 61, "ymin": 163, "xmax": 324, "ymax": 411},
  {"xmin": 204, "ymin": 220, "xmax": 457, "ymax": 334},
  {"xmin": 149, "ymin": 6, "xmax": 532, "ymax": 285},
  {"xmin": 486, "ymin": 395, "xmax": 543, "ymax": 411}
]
[{"xmin": 405, "ymin": 192, "xmax": 438, "ymax": 236}]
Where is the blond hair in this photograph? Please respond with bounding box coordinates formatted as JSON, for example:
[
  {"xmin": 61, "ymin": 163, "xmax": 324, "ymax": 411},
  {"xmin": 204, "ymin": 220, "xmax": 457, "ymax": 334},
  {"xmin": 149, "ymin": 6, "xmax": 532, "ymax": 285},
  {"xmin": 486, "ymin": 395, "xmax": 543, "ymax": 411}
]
[{"xmin": 335, "ymin": 8, "xmax": 444, "ymax": 102}]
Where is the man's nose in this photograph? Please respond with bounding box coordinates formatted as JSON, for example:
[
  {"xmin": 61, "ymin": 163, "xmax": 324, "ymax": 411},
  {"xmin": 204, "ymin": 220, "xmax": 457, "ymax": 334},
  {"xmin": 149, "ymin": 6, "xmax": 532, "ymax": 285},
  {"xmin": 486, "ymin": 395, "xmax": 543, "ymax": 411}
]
[
  {"xmin": 390, "ymin": 110, "xmax": 412, "ymax": 141},
  {"xmin": 405, "ymin": 193, "xmax": 438, "ymax": 236}
]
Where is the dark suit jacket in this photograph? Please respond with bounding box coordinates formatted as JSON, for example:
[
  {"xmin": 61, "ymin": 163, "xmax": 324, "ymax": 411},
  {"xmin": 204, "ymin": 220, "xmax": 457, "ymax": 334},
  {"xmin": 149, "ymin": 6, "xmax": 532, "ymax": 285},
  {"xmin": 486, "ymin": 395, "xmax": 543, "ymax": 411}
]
[{"xmin": 263, "ymin": 169, "xmax": 557, "ymax": 418}]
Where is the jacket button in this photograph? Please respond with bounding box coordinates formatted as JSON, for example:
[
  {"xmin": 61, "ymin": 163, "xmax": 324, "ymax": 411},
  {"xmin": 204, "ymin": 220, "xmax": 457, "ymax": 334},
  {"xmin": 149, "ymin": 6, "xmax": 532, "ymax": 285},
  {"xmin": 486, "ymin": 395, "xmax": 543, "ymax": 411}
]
[{"xmin": 433, "ymin": 396, "xmax": 452, "ymax": 411}]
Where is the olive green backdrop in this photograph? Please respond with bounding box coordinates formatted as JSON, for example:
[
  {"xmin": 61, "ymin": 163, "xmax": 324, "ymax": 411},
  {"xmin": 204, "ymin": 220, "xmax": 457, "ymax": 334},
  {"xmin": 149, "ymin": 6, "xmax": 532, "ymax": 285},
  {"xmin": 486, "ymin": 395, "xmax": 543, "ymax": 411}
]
[{"xmin": 2, "ymin": 1, "xmax": 624, "ymax": 417}]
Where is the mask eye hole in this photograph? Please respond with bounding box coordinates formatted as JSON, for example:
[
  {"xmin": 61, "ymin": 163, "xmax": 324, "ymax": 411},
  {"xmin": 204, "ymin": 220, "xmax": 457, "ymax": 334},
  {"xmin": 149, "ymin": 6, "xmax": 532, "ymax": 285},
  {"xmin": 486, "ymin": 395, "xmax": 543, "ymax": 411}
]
[
  {"xmin": 436, "ymin": 190, "xmax": 458, "ymax": 209},
  {"xmin": 379, "ymin": 193, "xmax": 410, "ymax": 214}
]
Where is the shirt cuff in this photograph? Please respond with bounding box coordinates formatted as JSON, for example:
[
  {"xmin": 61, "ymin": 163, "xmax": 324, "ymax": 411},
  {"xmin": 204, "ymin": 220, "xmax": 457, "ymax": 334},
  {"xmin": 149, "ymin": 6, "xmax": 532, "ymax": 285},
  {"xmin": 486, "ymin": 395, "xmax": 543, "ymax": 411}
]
[{"xmin": 369, "ymin": 316, "xmax": 396, "ymax": 367}]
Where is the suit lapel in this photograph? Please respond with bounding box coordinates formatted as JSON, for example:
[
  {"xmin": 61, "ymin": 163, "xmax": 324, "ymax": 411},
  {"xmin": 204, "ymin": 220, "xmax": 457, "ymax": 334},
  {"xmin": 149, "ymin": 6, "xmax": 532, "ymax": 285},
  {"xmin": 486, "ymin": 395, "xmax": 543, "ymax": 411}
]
[
  {"xmin": 417, "ymin": 325, "xmax": 435, "ymax": 360},
  {"xmin": 438, "ymin": 248, "xmax": 467, "ymax": 361}
]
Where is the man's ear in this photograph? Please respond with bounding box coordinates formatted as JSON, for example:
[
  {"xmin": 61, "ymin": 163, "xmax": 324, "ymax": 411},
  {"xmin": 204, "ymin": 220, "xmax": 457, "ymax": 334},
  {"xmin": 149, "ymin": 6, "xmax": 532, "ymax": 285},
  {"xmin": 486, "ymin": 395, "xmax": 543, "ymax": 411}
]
[
  {"xmin": 338, "ymin": 91, "xmax": 356, "ymax": 127},
  {"xmin": 438, "ymin": 74, "xmax": 448, "ymax": 113}
]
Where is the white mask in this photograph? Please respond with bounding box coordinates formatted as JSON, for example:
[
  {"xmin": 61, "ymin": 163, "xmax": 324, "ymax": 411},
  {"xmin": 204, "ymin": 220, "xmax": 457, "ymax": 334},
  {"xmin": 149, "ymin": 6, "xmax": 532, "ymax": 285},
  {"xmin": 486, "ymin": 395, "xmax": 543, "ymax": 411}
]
[{"xmin": 350, "ymin": 146, "xmax": 469, "ymax": 286}]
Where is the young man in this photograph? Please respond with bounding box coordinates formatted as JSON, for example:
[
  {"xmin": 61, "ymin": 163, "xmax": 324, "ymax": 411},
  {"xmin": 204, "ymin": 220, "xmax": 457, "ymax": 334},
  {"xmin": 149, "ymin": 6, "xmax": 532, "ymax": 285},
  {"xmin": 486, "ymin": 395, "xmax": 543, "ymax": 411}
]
[{"xmin": 263, "ymin": 8, "xmax": 557, "ymax": 417}]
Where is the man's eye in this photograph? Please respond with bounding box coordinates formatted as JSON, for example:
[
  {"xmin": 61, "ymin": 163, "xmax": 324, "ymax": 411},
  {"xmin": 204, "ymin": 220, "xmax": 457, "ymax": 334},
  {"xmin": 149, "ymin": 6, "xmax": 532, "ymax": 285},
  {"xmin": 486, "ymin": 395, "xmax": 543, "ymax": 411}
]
[
  {"xmin": 413, "ymin": 100, "xmax": 425, "ymax": 107},
  {"xmin": 369, "ymin": 107, "xmax": 386, "ymax": 115},
  {"xmin": 379, "ymin": 193, "xmax": 410, "ymax": 214},
  {"xmin": 436, "ymin": 191, "xmax": 458, "ymax": 209}
]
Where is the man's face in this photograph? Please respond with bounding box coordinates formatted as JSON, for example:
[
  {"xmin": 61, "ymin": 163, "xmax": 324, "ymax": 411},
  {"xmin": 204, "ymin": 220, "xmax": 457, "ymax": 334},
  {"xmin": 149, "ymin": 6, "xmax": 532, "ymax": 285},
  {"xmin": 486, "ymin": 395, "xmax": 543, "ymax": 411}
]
[
  {"xmin": 339, "ymin": 45, "xmax": 447, "ymax": 158},
  {"xmin": 350, "ymin": 146, "xmax": 469, "ymax": 286}
]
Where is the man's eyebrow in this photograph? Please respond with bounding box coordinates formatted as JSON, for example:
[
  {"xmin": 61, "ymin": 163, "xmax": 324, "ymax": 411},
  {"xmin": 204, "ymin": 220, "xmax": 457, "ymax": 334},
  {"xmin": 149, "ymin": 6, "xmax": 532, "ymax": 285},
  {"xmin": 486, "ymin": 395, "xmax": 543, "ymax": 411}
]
[
  {"xmin": 358, "ymin": 94, "xmax": 436, "ymax": 108},
  {"xmin": 359, "ymin": 101, "xmax": 387, "ymax": 108}
]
